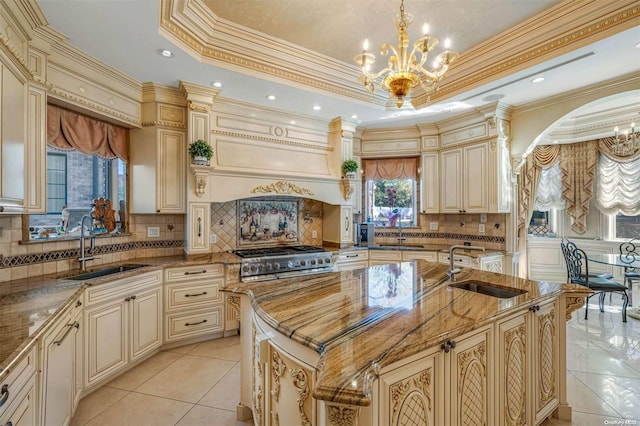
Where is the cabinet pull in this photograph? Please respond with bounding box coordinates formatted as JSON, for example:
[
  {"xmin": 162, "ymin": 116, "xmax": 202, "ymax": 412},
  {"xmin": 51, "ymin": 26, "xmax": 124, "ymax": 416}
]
[
  {"xmin": 76, "ymin": 300, "xmax": 82, "ymax": 307},
  {"xmin": 184, "ymin": 270, "xmax": 207, "ymax": 275},
  {"xmin": 0, "ymin": 384, "xmax": 8, "ymax": 407},
  {"xmin": 197, "ymin": 217, "xmax": 202, "ymax": 238},
  {"xmin": 346, "ymin": 254, "xmax": 358, "ymax": 258},
  {"xmin": 54, "ymin": 322, "xmax": 79, "ymax": 346},
  {"xmin": 185, "ymin": 319, "xmax": 208, "ymax": 326},
  {"xmin": 131, "ymin": 295, "xmax": 136, "ymax": 300},
  {"xmin": 345, "ymin": 216, "xmax": 349, "ymax": 231},
  {"xmin": 185, "ymin": 291, "xmax": 208, "ymax": 297}
]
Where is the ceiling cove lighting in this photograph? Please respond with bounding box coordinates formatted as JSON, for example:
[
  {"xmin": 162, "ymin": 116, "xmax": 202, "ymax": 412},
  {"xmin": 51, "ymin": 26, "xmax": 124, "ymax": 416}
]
[
  {"xmin": 613, "ymin": 122, "xmax": 638, "ymax": 157},
  {"xmin": 157, "ymin": 49, "xmax": 174, "ymax": 58},
  {"xmin": 354, "ymin": 0, "xmax": 458, "ymax": 108}
]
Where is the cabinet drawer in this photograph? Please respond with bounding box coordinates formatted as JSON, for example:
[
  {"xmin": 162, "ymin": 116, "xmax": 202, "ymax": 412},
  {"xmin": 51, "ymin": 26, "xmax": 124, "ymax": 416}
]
[
  {"xmin": 165, "ymin": 279, "xmax": 223, "ymax": 311},
  {"xmin": 164, "ymin": 264, "xmax": 224, "ymax": 283},
  {"xmin": 438, "ymin": 252, "xmax": 471, "ymax": 267},
  {"xmin": 402, "ymin": 251, "xmax": 438, "ymax": 262},
  {"xmin": 0, "ymin": 374, "xmax": 37, "ymax": 425},
  {"xmin": 369, "ymin": 250, "xmax": 402, "ymax": 262},
  {"xmin": 0, "ymin": 346, "xmax": 36, "ymax": 419},
  {"xmin": 164, "ymin": 307, "xmax": 224, "ymax": 342},
  {"xmin": 335, "ymin": 260, "xmax": 369, "ymax": 272},
  {"xmin": 337, "ymin": 250, "xmax": 368, "ymax": 262},
  {"xmin": 84, "ymin": 270, "xmax": 162, "ymax": 307}
]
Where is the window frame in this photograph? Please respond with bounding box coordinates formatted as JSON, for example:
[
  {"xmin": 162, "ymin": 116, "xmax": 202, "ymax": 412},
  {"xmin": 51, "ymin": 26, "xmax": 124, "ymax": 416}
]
[
  {"xmin": 365, "ymin": 177, "xmax": 417, "ymax": 228},
  {"xmin": 46, "ymin": 152, "xmax": 67, "ymax": 214}
]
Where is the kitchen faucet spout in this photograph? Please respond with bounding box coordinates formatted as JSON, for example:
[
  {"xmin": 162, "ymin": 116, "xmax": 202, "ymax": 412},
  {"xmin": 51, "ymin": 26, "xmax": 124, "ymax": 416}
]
[
  {"xmin": 78, "ymin": 215, "xmax": 96, "ymax": 272},
  {"xmin": 447, "ymin": 245, "xmax": 485, "ymax": 281}
]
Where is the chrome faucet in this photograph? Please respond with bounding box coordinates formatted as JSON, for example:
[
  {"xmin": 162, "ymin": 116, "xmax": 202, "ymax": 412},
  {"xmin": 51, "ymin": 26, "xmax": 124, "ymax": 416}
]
[
  {"xmin": 447, "ymin": 245, "xmax": 485, "ymax": 281},
  {"xmin": 397, "ymin": 220, "xmax": 405, "ymax": 245},
  {"xmin": 78, "ymin": 215, "xmax": 96, "ymax": 271}
]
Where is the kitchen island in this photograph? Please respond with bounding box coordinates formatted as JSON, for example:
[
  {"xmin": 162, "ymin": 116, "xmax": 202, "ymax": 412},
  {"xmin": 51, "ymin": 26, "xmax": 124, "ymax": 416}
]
[{"xmin": 224, "ymin": 260, "xmax": 591, "ymax": 426}]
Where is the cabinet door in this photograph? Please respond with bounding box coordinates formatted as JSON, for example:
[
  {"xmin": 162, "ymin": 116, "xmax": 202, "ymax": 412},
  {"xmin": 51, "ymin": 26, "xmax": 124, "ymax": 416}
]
[
  {"xmin": 188, "ymin": 202, "xmax": 210, "ymax": 253},
  {"xmin": 420, "ymin": 152, "xmax": 439, "ymax": 213},
  {"xmin": 73, "ymin": 307, "xmax": 84, "ymax": 411},
  {"xmin": 129, "ymin": 286, "xmax": 162, "ymax": 362},
  {"xmin": 349, "ymin": 178, "xmax": 362, "ymax": 215},
  {"xmin": 157, "ymin": 128, "xmax": 186, "ymax": 213},
  {"xmin": 448, "ymin": 326, "xmax": 493, "ymax": 426},
  {"xmin": 0, "ymin": 375, "xmax": 37, "ymax": 426},
  {"xmin": 496, "ymin": 313, "xmax": 528, "ymax": 426},
  {"xmin": 440, "ymin": 149, "xmax": 463, "ymax": 213},
  {"xmin": 402, "ymin": 251, "xmax": 438, "ymax": 262},
  {"xmin": 380, "ymin": 349, "xmax": 439, "ymax": 426},
  {"xmin": 463, "ymin": 143, "xmax": 489, "ymax": 212},
  {"xmin": 85, "ymin": 300, "xmax": 127, "ymax": 388},
  {"xmin": 532, "ymin": 301, "xmax": 559, "ymax": 424},
  {"xmin": 341, "ymin": 205, "xmax": 353, "ymax": 243},
  {"xmin": 41, "ymin": 310, "xmax": 75, "ymax": 426}
]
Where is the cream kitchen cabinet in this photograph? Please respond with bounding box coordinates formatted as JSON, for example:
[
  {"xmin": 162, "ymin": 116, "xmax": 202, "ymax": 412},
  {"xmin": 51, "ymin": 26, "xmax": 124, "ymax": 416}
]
[
  {"xmin": 368, "ymin": 249, "xmax": 402, "ymax": 266},
  {"xmin": 347, "ymin": 177, "xmax": 362, "ymax": 215},
  {"xmin": 441, "ymin": 143, "xmax": 490, "ymax": 213},
  {"xmin": 401, "ymin": 250, "xmax": 438, "ymax": 262},
  {"xmin": 495, "ymin": 299, "xmax": 558, "ymax": 426},
  {"xmin": 379, "ymin": 325, "xmax": 493, "ymax": 426},
  {"xmin": 420, "ymin": 152, "xmax": 439, "ymax": 213},
  {"xmin": 130, "ymin": 126, "xmax": 186, "ymax": 213},
  {"xmin": 83, "ymin": 270, "xmax": 162, "ymax": 389},
  {"xmin": 163, "ymin": 264, "xmax": 225, "ymax": 344},
  {"xmin": 187, "ymin": 202, "xmax": 210, "ymax": 254},
  {"xmin": 334, "ymin": 249, "xmax": 369, "ymax": 271},
  {"xmin": 0, "ymin": 60, "xmax": 26, "ymax": 214},
  {"xmin": 323, "ymin": 204, "xmax": 353, "ymax": 246},
  {"xmin": 474, "ymin": 253, "xmax": 504, "ymax": 273},
  {"xmin": 40, "ymin": 297, "xmax": 82, "ymax": 426},
  {"xmin": 0, "ymin": 347, "xmax": 37, "ymax": 426}
]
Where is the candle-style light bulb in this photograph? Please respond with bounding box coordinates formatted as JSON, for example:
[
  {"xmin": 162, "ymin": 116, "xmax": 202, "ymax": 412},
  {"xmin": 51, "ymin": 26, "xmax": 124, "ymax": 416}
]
[
  {"xmin": 422, "ymin": 23, "xmax": 429, "ymax": 35},
  {"xmin": 614, "ymin": 126, "xmax": 619, "ymax": 138},
  {"xmin": 363, "ymin": 39, "xmax": 369, "ymax": 51},
  {"xmin": 444, "ymin": 38, "xmax": 452, "ymax": 49}
]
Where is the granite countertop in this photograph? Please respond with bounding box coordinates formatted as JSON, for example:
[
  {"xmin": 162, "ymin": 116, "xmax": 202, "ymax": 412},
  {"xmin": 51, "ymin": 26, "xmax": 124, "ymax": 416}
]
[
  {"xmin": 0, "ymin": 252, "xmax": 240, "ymax": 381},
  {"xmin": 223, "ymin": 261, "xmax": 587, "ymax": 406}
]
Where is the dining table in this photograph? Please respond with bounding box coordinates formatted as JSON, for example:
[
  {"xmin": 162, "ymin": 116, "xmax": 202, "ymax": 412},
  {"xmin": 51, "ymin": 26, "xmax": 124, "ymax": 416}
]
[{"xmin": 587, "ymin": 253, "xmax": 640, "ymax": 320}]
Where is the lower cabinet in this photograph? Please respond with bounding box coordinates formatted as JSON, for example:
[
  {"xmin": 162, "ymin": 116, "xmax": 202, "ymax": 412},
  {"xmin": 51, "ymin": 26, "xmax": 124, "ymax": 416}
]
[
  {"xmin": 84, "ymin": 271, "xmax": 162, "ymax": 389},
  {"xmin": 163, "ymin": 264, "xmax": 225, "ymax": 343},
  {"xmin": 334, "ymin": 249, "xmax": 369, "ymax": 271},
  {"xmin": 379, "ymin": 325, "xmax": 494, "ymax": 426},
  {"xmin": 40, "ymin": 296, "xmax": 82, "ymax": 426},
  {"xmin": 368, "ymin": 250, "xmax": 402, "ymax": 266},
  {"xmin": 495, "ymin": 299, "xmax": 559, "ymax": 426},
  {"xmin": 0, "ymin": 347, "xmax": 37, "ymax": 426}
]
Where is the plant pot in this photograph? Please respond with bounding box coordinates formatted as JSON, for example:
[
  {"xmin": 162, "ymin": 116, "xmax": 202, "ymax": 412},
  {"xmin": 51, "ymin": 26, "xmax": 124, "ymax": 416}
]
[
  {"xmin": 193, "ymin": 156, "xmax": 209, "ymax": 166},
  {"xmin": 345, "ymin": 172, "xmax": 356, "ymax": 179}
]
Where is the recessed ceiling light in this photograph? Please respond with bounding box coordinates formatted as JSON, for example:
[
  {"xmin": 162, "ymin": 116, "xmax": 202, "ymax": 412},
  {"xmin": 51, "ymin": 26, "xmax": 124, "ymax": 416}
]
[
  {"xmin": 636, "ymin": 41, "xmax": 640, "ymax": 48},
  {"xmin": 313, "ymin": 105, "xmax": 322, "ymax": 111},
  {"xmin": 531, "ymin": 76, "xmax": 545, "ymax": 83},
  {"xmin": 211, "ymin": 81, "xmax": 223, "ymax": 88},
  {"xmin": 351, "ymin": 114, "xmax": 358, "ymax": 119},
  {"xmin": 266, "ymin": 95, "xmax": 276, "ymax": 101},
  {"xmin": 157, "ymin": 49, "xmax": 174, "ymax": 58}
]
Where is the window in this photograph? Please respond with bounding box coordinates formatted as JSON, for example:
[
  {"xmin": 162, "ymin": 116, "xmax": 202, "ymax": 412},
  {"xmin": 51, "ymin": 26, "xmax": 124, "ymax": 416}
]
[
  {"xmin": 367, "ymin": 178, "xmax": 416, "ymax": 227},
  {"xmin": 614, "ymin": 214, "xmax": 640, "ymax": 240},
  {"xmin": 29, "ymin": 147, "xmax": 127, "ymax": 239}
]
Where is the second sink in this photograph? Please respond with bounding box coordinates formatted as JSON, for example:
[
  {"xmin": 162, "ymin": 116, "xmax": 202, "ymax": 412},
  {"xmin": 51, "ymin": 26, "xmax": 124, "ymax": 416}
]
[
  {"xmin": 67, "ymin": 264, "xmax": 148, "ymax": 281},
  {"xmin": 449, "ymin": 281, "xmax": 526, "ymax": 299}
]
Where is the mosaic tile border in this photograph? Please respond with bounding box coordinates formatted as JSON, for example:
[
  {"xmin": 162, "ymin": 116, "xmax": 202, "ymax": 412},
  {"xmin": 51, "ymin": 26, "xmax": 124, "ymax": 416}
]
[
  {"xmin": 0, "ymin": 240, "xmax": 185, "ymax": 268},
  {"xmin": 375, "ymin": 231, "xmax": 505, "ymax": 244}
]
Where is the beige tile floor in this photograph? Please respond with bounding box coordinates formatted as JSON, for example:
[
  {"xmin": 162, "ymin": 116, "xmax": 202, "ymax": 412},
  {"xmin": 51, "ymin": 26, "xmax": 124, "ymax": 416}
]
[{"xmin": 72, "ymin": 297, "xmax": 640, "ymax": 426}]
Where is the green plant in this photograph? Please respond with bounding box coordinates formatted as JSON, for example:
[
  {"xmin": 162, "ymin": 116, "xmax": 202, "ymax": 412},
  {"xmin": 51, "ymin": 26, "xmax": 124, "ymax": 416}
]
[
  {"xmin": 341, "ymin": 159, "xmax": 359, "ymax": 176},
  {"xmin": 188, "ymin": 139, "xmax": 213, "ymax": 160}
]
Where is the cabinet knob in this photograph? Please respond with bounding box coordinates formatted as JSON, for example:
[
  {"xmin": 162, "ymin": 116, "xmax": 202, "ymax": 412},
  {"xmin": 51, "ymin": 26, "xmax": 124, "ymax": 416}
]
[
  {"xmin": 441, "ymin": 342, "xmax": 450, "ymax": 353},
  {"xmin": 448, "ymin": 340, "xmax": 456, "ymax": 349},
  {"xmin": 0, "ymin": 384, "xmax": 9, "ymax": 407},
  {"xmin": 76, "ymin": 300, "xmax": 82, "ymax": 307},
  {"xmin": 125, "ymin": 297, "xmax": 131, "ymax": 302},
  {"xmin": 131, "ymin": 295, "xmax": 137, "ymax": 300}
]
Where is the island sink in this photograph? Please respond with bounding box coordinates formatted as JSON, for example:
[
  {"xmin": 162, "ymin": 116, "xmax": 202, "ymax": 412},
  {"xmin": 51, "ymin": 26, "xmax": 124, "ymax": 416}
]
[
  {"xmin": 66, "ymin": 264, "xmax": 147, "ymax": 281},
  {"xmin": 449, "ymin": 281, "xmax": 527, "ymax": 298}
]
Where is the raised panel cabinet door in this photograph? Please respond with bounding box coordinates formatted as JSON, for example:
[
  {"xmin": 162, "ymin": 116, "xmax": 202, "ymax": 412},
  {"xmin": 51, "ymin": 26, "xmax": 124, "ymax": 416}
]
[
  {"xmin": 440, "ymin": 149, "xmax": 463, "ymax": 213},
  {"xmin": 188, "ymin": 202, "xmax": 210, "ymax": 253},
  {"xmin": 157, "ymin": 128, "xmax": 186, "ymax": 213},
  {"xmin": 41, "ymin": 311, "xmax": 75, "ymax": 426},
  {"xmin": 532, "ymin": 301, "xmax": 559, "ymax": 424},
  {"xmin": 448, "ymin": 326, "xmax": 494, "ymax": 426},
  {"xmin": 0, "ymin": 63, "xmax": 26, "ymax": 208},
  {"xmin": 420, "ymin": 152, "xmax": 439, "ymax": 213},
  {"xmin": 463, "ymin": 143, "xmax": 489, "ymax": 212},
  {"xmin": 379, "ymin": 349, "xmax": 438, "ymax": 426},
  {"xmin": 496, "ymin": 313, "xmax": 528, "ymax": 426},
  {"xmin": 129, "ymin": 286, "xmax": 162, "ymax": 362},
  {"xmin": 25, "ymin": 85, "xmax": 47, "ymax": 213},
  {"xmin": 85, "ymin": 301, "xmax": 127, "ymax": 388},
  {"xmin": 341, "ymin": 205, "xmax": 353, "ymax": 243}
]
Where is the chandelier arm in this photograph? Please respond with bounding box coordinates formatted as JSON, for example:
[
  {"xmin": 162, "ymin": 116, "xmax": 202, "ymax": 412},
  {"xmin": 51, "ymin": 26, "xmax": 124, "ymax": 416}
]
[
  {"xmin": 414, "ymin": 63, "xmax": 449, "ymax": 80},
  {"xmin": 362, "ymin": 66, "xmax": 394, "ymax": 81},
  {"xmin": 380, "ymin": 43, "xmax": 400, "ymax": 62}
]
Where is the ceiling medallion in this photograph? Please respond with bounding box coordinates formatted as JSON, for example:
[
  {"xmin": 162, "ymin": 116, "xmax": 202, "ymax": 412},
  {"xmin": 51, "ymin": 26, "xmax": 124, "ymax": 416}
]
[
  {"xmin": 354, "ymin": 0, "xmax": 459, "ymax": 108},
  {"xmin": 250, "ymin": 180, "xmax": 313, "ymax": 196}
]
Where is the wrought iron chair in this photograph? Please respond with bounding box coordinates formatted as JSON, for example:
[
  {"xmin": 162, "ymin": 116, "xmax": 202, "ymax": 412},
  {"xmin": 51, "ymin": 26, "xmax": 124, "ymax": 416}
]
[
  {"xmin": 619, "ymin": 238, "xmax": 640, "ymax": 307},
  {"xmin": 560, "ymin": 238, "xmax": 613, "ymax": 282},
  {"xmin": 561, "ymin": 239, "xmax": 629, "ymax": 322}
]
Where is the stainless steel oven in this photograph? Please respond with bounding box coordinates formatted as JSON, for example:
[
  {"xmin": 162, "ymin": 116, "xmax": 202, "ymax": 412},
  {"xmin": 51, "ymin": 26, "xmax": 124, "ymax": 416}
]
[{"xmin": 233, "ymin": 245, "xmax": 334, "ymax": 282}]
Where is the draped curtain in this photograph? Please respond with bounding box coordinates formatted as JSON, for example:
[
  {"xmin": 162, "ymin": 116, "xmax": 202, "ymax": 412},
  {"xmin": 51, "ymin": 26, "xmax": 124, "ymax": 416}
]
[
  {"xmin": 595, "ymin": 154, "xmax": 640, "ymax": 215},
  {"xmin": 560, "ymin": 140, "xmax": 598, "ymax": 234},
  {"xmin": 363, "ymin": 158, "xmax": 417, "ymax": 180},
  {"xmin": 47, "ymin": 105, "xmax": 129, "ymax": 163},
  {"xmin": 534, "ymin": 162, "xmax": 565, "ymax": 211}
]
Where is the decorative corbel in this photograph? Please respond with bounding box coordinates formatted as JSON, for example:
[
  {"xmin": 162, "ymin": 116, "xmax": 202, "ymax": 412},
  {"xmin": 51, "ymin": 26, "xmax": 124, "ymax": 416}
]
[
  {"xmin": 191, "ymin": 166, "xmax": 209, "ymax": 197},
  {"xmin": 341, "ymin": 177, "xmax": 353, "ymax": 200}
]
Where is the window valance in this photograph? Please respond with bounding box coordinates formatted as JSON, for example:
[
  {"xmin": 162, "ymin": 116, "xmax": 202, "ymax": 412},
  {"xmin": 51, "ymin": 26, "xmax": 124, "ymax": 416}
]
[
  {"xmin": 364, "ymin": 157, "xmax": 417, "ymax": 180},
  {"xmin": 47, "ymin": 105, "xmax": 129, "ymax": 163},
  {"xmin": 595, "ymin": 154, "xmax": 640, "ymax": 216}
]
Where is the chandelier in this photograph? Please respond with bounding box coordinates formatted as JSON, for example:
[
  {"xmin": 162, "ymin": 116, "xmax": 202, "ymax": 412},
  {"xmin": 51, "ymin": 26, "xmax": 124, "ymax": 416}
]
[
  {"xmin": 353, "ymin": 0, "xmax": 459, "ymax": 108},
  {"xmin": 612, "ymin": 122, "xmax": 638, "ymax": 156}
]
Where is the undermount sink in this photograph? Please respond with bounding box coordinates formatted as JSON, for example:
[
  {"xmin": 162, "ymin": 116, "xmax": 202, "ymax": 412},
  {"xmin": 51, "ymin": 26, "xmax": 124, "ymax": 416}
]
[
  {"xmin": 66, "ymin": 264, "xmax": 148, "ymax": 281},
  {"xmin": 449, "ymin": 281, "xmax": 526, "ymax": 299}
]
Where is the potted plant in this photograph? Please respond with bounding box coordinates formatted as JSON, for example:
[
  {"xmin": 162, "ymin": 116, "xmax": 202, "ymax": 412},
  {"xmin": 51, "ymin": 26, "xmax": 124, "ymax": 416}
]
[
  {"xmin": 188, "ymin": 139, "xmax": 213, "ymax": 166},
  {"xmin": 341, "ymin": 159, "xmax": 359, "ymax": 178}
]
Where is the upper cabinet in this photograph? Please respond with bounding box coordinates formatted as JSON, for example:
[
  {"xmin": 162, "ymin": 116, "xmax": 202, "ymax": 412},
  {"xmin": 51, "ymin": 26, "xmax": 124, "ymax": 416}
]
[
  {"xmin": 130, "ymin": 87, "xmax": 187, "ymax": 214},
  {"xmin": 441, "ymin": 143, "xmax": 490, "ymax": 213},
  {"xmin": 0, "ymin": 61, "xmax": 26, "ymax": 213}
]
